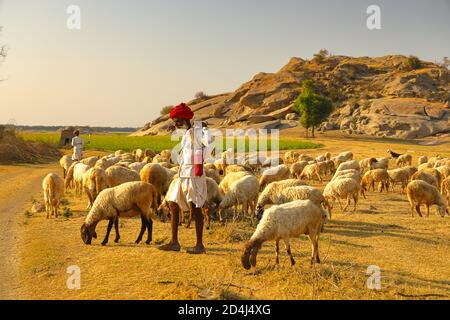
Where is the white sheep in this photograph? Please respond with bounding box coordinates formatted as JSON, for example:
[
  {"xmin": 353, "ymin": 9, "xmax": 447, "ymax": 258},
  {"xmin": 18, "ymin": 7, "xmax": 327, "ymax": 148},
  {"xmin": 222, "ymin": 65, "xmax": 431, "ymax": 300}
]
[
  {"xmin": 128, "ymin": 162, "xmax": 147, "ymax": 174},
  {"xmin": 73, "ymin": 163, "xmax": 91, "ymax": 196},
  {"xmin": 359, "ymin": 158, "xmax": 378, "ymax": 173},
  {"xmin": 299, "ymin": 163, "xmax": 323, "ymax": 183},
  {"xmin": 406, "ymin": 180, "xmax": 449, "ymax": 217},
  {"xmin": 219, "ymin": 175, "xmax": 259, "ymax": 223},
  {"xmin": 219, "ymin": 171, "xmax": 251, "ymax": 194},
  {"xmin": 105, "ymin": 165, "xmax": 140, "ymax": 188},
  {"xmin": 441, "ymin": 177, "xmax": 450, "ymax": 205},
  {"xmin": 436, "ymin": 165, "xmax": 450, "ymax": 180},
  {"xmin": 387, "ymin": 167, "xmax": 415, "ymax": 193},
  {"xmin": 360, "ymin": 169, "xmax": 390, "ymax": 193},
  {"xmin": 83, "ymin": 167, "xmax": 107, "ymax": 209},
  {"xmin": 411, "ymin": 171, "xmax": 439, "ymax": 188},
  {"xmin": 417, "ymin": 156, "xmax": 428, "ymax": 166},
  {"xmin": 80, "ymin": 156, "xmax": 99, "ymax": 168},
  {"xmin": 59, "ymin": 155, "xmax": 73, "ymax": 179},
  {"xmin": 372, "ymin": 157, "xmax": 390, "ymax": 170},
  {"xmin": 396, "ymin": 154, "xmax": 412, "ymax": 167},
  {"xmin": 331, "ymin": 169, "xmax": 361, "ymax": 183},
  {"xmin": 80, "ymin": 181, "xmax": 159, "ymax": 245},
  {"xmin": 42, "ymin": 173, "xmax": 65, "ymax": 218},
  {"xmin": 290, "ymin": 161, "xmax": 308, "ymax": 179},
  {"xmin": 259, "ymin": 164, "xmax": 291, "ymax": 190},
  {"xmin": 241, "ymin": 200, "xmax": 326, "ymax": 269},
  {"xmin": 336, "ymin": 160, "xmax": 360, "ymax": 172},
  {"xmin": 323, "ymin": 178, "xmax": 360, "ymax": 212}
]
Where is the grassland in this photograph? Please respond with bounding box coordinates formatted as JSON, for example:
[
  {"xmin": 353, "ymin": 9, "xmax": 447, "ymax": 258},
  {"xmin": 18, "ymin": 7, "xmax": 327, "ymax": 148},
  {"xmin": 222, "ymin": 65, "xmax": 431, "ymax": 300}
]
[
  {"xmin": 19, "ymin": 131, "xmax": 322, "ymax": 153},
  {"xmin": 5, "ymin": 134, "xmax": 449, "ymax": 300}
]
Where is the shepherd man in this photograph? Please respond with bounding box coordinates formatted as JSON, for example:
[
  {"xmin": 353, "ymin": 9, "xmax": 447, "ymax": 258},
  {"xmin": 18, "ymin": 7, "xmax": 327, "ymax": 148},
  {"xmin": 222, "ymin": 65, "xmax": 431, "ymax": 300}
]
[
  {"xmin": 71, "ymin": 130, "xmax": 84, "ymax": 161},
  {"xmin": 158, "ymin": 103, "xmax": 210, "ymax": 254}
]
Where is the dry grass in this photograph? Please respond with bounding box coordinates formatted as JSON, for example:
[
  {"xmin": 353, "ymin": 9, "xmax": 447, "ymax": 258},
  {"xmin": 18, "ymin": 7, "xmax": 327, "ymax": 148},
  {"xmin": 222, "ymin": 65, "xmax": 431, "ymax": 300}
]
[{"xmin": 10, "ymin": 133, "xmax": 450, "ymax": 300}]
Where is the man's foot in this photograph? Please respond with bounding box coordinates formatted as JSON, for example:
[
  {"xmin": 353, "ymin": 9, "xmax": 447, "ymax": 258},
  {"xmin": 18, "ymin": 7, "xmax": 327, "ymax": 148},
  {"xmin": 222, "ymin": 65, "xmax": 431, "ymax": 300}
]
[
  {"xmin": 158, "ymin": 242, "xmax": 181, "ymax": 252},
  {"xmin": 186, "ymin": 245, "xmax": 206, "ymax": 254}
]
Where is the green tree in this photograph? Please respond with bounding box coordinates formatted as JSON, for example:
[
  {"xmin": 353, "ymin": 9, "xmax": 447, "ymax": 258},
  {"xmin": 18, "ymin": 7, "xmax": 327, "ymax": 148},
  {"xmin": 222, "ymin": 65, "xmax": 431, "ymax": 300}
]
[{"xmin": 293, "ymin": 80, "xmax": 333, "ymax": 138}]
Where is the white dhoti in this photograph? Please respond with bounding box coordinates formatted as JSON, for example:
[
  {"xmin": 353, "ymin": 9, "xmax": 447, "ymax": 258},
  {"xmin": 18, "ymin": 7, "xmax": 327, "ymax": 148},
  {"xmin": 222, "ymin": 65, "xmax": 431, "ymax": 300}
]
[
  {"xmin": 72, "ymin": 146, "xmax": 83, "ymax": 161},
  {"xmin": 165, "ymin": 177, "xmax": 207, "ymax": 212}
]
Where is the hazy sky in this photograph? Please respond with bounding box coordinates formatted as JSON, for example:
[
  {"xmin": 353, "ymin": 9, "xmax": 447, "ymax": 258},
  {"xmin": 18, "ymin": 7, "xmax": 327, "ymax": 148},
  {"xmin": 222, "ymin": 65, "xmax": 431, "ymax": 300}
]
[{"xmin": 0, "ymin": 0, "xmax": 449, "ymax": 127}]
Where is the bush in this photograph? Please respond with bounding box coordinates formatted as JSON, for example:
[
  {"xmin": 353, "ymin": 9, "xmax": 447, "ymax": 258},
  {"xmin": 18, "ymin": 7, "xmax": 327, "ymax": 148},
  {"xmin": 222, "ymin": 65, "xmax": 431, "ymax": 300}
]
[
  {"xmin": 24, "ymin": 210, "xmax": 32, "ymax": 218},
  {"xmin": 195, "ymin": 91, "xmax": 207, "ymax": 99},
  {"xmin": 160, "ymin": 105, "xmax": 173, "ymax": 116},
  {"xmin": 62, "ymin": 207, "xmax": 73, "ymax": 218},
  {"xmin": 404, "ymin": 55, "xmax": 421, "ymax": 70},
  {"xmin": 313, "ymin": 49, "xmax": 330, "ymax": 64}
]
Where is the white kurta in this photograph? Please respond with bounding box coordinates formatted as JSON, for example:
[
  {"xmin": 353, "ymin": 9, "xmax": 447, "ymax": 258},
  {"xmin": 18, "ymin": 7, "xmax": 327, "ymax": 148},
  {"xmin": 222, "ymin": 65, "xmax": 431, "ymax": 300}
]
[
  {"xmin": 71, "ymin": 136, "xmax": 84, "ymax": 161},
  {"xmin": 165, "ymin": 124, "xmax": 209, "ymax": 211}
]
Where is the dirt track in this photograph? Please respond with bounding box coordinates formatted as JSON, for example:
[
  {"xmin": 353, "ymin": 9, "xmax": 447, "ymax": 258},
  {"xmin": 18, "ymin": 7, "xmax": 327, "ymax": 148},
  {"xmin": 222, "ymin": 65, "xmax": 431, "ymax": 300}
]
[{"xmin": 0, "ymin": 163, "xmax": 59, "ymax": 299}]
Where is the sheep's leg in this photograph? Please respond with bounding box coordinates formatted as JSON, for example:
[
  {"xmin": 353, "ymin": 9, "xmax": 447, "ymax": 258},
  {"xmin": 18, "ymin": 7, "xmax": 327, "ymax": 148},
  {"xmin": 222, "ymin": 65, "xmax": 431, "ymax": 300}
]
[
  {"xmin": 202, "ymin": 207, "xmax": 210, "ymax": 230},
  {"xmin": 135, "ymin": 215, "xmax": 147, "ymax": 244},
  {"xmin": 275, "ymin": 239, "xmax": 280, "ymax": 265},
  {"xmin": 308, "ymin": 233, "xmax": 320, "ymax": 264},
  {"xmin": 336, "ymin": 198, "xmax": 344, "ymax": 211},
  {"xmin": 145, "ymin": 217, "xmax": 153, "ymax": 245},
  {"xmin": 101, "ymin": 218, "xmax": 114, "ymax": 246},
  {"xmin": 284, "ymin": 239, "xmax": 295, "ymax": 266},
  {"xmin": 342, "ymin": 197, "xmax": 350, "ymax": 212},
  {"xmin": 114, "ymin": 217, "xmax": 120, "ymax": 243},
  {"xmin": 426, "ymin": 205, "xmax": 430, "ymax": 218},
  {"xmin": 353, "ymin": 193, "xmax": 358, "ymax": 212},
  {"xmin": 415, "ymin": 205, "xmax": 423, "ymax": 217}
]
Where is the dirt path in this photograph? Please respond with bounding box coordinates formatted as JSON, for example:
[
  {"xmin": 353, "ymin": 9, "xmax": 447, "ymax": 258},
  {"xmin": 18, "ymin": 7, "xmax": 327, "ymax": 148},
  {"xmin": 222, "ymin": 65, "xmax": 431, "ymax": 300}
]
[{"xmin": 0, "ymin": 163, "xmax": 59, "ymax": 299}]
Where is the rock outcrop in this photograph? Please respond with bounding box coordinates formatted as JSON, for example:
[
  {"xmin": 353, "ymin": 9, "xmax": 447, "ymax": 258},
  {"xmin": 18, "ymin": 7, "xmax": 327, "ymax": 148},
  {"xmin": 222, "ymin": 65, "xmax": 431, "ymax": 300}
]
[{"xmin": 134, "ymin": 55, "xmax": 449, "ymax": 139}]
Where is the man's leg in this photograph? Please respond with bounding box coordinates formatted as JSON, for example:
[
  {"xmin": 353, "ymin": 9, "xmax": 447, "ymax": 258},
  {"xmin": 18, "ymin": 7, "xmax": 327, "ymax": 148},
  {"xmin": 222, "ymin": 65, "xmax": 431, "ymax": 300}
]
[
  {"xmin": 158, "ymin": 201, "xmax": 181, "ymax": 251},
  {"xmin": 186, "ymin": 202, "xmax": 206, "ymax": 254}
]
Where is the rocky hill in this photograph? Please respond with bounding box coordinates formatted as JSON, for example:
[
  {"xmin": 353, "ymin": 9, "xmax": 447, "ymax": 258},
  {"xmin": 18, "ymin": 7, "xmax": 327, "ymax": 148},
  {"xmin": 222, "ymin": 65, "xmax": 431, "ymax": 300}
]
[{"xmin": 134, "ymin": 54, "xmax": 449, "ymax": 139}]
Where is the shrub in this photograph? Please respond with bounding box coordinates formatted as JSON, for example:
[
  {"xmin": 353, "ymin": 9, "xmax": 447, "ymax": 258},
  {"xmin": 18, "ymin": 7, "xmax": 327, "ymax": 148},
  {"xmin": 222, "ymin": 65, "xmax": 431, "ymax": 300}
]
[
  {"xmin": 195, "ymin": 91, "xmax": 207, "ymax": 99},
  {"xmin": 160, "ymin": 105, "xmax": 173, "ymax": 116},
  {"xmin": 24, "ymin": 210, "xmax": 32, "ymax": 218},
  {"xmin": 312, "ymin": 49, "xmax": 330, "ymax": 64},
  {"xmin": 404, "ymin": 55, "xmax": 421, "ymax": 70},
  {"xmin": 62, "ymin": 207, "xmax": 73, "ymax": 218}
]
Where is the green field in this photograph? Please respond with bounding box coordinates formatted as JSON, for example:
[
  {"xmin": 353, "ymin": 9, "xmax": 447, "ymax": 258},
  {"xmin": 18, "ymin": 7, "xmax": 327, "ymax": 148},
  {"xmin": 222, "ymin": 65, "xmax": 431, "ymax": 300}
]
[{"xmin": 19, "ymin": 131, "xmax": 323, "ymax": 153}]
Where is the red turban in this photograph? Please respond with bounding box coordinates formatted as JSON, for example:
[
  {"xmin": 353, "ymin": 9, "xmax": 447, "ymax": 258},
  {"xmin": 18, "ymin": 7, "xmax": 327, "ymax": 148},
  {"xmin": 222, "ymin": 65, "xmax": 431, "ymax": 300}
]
[{"xmin": 169, "ymin": 103, "xmax": 193, "ymax": 120}]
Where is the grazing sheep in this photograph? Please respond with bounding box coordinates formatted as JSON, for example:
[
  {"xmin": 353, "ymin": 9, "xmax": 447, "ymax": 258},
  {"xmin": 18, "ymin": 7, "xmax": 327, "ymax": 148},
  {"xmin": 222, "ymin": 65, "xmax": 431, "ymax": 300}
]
[
  {"xmin": 387, "ymin": 167, "xmax": 415, "ymax": 193},
  {"xmin": 241, "ymin": 200, "xmax": 326, "ymax": 269},
  {"xmin": 372, "ymin": 157, "xmax": 390, "ymax": 170},
  {"xmin": 418, "ymin": 162, "xmax": 434, "ymax": 171},
  {"xmin": 411, "ymin": 171, "xmax": 439, "ymax": 188},
  {"xmin": 331, "ymin": 155, "xmax": 348, "ymax": 167},
  {"xmin": 359, "ymin": 158, "xmax": 378, "ymax": 173},
  {"xmin": 73, "ymin": 163, "xmax": 91, "ymax": 196},
  {"xmin": 337, "ymin": 151, "xmax": 353, "ymax": 160},
  {"xmin": 160, "ymin": 149, "xmax": 172, "ymax": 162},
  {"xmin": 361, "ymin": 169, "xmax": 390, "ymax": 193},
  {"xmin": 299, "ymin": 163, "xmax": 323, "ymax": 183},
  {"xmin": 323, "ymin": 178, "xmax": 360, "ymax": 212},
  {"xmin": 418, "ymin": 156, "xmax": 428, "ymax": 166},
  {"xmin": 284, "ymin": 151, "xmax": 302, "ymax": 164},
  {"xmin": 140, "ymin": 163, "xmax": 172, "ymax": 205},
  {"xmin": 80, "ymin": 156, "xmax": 99, "ymax": 168},
  {"xmin": 83, "ymin": 167, "xmax": 107, "ymax": 209},
  {"xmin": 331, "ymin": 169, "xmax": 361, "ymax": 183},
  {"xmin": 225, "ymin": 164, "xmax": 253, "ymax": 175},
  {"xmin": 436, "ymin": 165, "xmax": 450, "ymax": 180},
  {"xmin": 396, "ymin": 154, "xmax": 412, "ymax": 167},
  {"xmin": 434, "ymin": 158, "xmax": 450, "ymax": 168},
  {"xmin": 259, "ymin": 164, "xmax": 291, "ymax": 190},
  {"xmin": 105, "ymin": 166, "xmax": 140, "ymax": 188},
  {"xmin": 262, "ymin": 157, "xmax": 285, "ymax": 168},
  {"xmin": 427, "ymin": 156, "xmax": 441, "ymax": 166},
  {"xmin": 219, "ymin": 171, "xmax": 251, "ymax": 194},
  {"xmin": 420, "ymin": 168, "xmax": 442, "ymax": 188},
  {"xmin": 323, "ymin": 160, "xmax": 336, "ymax": 176},
  {"xmin": 441, "ymin": 177, "xmax": 450, "ymax": 205},
  {"xmin": 64, "ymin": 161, "xmax": 78, "ymax": 190},
  {"xmin": 80, "ymin": 182, "xmax": 159, "ymax": 245},
  {"xmin": 337, "ymin": 160, "xmax": 360, "ymax": 172},
  {"xmin": 219, "ymin": 175, "xmax": 259, "ymax": 223},
  {"xmin": 128, "ymin": 162, "xmax": 147, "ymax": 174},
  {"xmin": 205, "ymin": 168, "xmax": 221, "ymax": 184},
  {"xmin": 59, "ymin": 155, "xmax": 73, "ymax": 179},
  {"xmin": 406, "ymin": 180, "xmax": 449, "ymax": 217},
  {"xmin": 95, "ymin": 156, "xmax": 120, "ymax": 170},
  {"xmin": 255, "ymin": 179, "xmax": 308, "ymax": 217},
  {"xmin": 42, "ymin": 173, "xmax": 65, "ymax": 218},
  {"xmin": 315, "ymin": 152, "xmax": 331, "ymax": 162},
  {"xmin": 290, "ymin": 161, "xmax": 308, "ymax": 179}
]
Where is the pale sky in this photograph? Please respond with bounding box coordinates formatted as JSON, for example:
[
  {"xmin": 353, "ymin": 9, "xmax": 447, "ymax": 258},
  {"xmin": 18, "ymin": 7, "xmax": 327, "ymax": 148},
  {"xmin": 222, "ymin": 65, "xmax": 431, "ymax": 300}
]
[{"xmin": 0, "ymin": 0, "xmax": 449, "ymax": 127}]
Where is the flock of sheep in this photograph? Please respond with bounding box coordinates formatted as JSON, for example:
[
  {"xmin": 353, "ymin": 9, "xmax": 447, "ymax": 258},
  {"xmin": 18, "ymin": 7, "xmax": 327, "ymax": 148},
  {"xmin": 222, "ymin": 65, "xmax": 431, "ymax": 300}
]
[{"xmin": 41, "ymin": 146, "xmax": 450, "ymax": 270}]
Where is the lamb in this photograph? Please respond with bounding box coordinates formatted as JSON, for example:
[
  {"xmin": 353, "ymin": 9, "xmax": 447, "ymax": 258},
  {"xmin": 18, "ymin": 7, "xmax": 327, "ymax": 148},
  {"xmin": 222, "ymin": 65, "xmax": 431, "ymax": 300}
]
[
  {"xmin": 82, "ymin": 167, "xmax": 107, "ymax": 209},
  {"xmin": 259, "ymin": 164, "xmax": 291, "ymax": 190},
  {"xmin": 372, "ymin": 157, "xmax": 390, "ymax": 170},
  {"xmin": 59, "ymin": 155, "xmax": 73, "ymax": 178},
  {"xmin": 387, "ymin": 167, "xmax": 415, "ymax": 193},
  {"xmin": 105, "ymin": 165, "xmax": 140, "ymax": 188},
  {"xmin": 73, "ymin": 163, "xmax": 91, "ymax": 196},
  {"xmin": 441, "ymin": 177, "xmax": 450, "ymax": 205},
  {"xmin": 359, "ymin": 158, "xmax": 378, "ymax": 173},
  {"xmin": 42, "ymin": 173, "xmax": 65, "ymax": 218},
  {"xmin": 336, "ymin": 160, "xmax": 360, "ymax": 172},
  {"xmin": 396, "ymin": 154, "xmax": 412, "ymax": 167},
  {"xmin": 360, "ymin": 169, "xmax": 390, "ymax": 193},
  {"xmin": 411, "ymin": 171, "xmax": 439, "ymax": 188},
  {"xmin": 64, "ymin": 161, "xmax": 78, "ymax": 189},
  {"xmin": 417, "ymin": 156, "xmax": 428, "ymax": 166},
  {"xmin": 241, "ymin": 200, "xmax": 326, "ymax": 269},
  {"xmin": 219, "ymin": 175, "xmax": 259, "ymax": 223},
  {"xmin": 299, "ymin": 163, "xmax": 323, "ymax": 183},
  {"xmin": 80, "ymin": 182, "xmax": 159, "ymax": 245},
  {"xmin": 406, "ymin": 180, "xmax": 449, "ymax": 217},
  {"xmin": 255, "ymin": 179, "xmax": 308, "ymax": 217},
  {"xmin": 290, "ymin": 161, "xmax": 308, "ymax": 179},
  {"xmin": 323, "ymin": 178, "xmax": 360, "ymax": 212}
]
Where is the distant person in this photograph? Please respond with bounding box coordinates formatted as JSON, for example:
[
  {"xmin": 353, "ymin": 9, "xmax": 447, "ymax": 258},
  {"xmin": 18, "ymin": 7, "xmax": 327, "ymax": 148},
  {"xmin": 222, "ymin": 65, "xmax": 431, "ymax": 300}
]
[
  {"xmin": 71, "ymin": 130, "xmax": 84, "ymax": 161},
  {"xmin": 158, "ymin": 103, "xmax": 209, "ymax": 254}
]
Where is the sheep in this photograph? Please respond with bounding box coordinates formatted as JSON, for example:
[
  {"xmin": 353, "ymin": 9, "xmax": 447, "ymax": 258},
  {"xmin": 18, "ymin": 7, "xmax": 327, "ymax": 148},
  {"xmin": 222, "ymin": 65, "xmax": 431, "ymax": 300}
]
[
  {"xmin": 336, "ymin": 160, "xmax": 360, "ymax": 172},
  {"xmin": 95, "ymin": 156, "xmax": 120, "ymax": 170},
  {"xmin": 64, "ymin": 161, "xmax": 78, "ymax": 190},
  {"xmin": 360, "ymin": 169, "xmax": 390, "ymax": 193},
  {"xmin": 204, "ymin": 163, "xmax": 216, "ymax": 171},
  {"xmin": 387, "ymin": 167, "xmax": 414, "ymax": 193},
  {"xmin": 259, "ymin": 164, "xmax": 291, "ymax": 190},
  {"xmin": 105, "ymin": 165, "xmax": 140, "ymax": 188},
  {"xmin": 152, "ymin": 155, "xmax": 168, "ymax": 163},
  {"xmin": 42, "ymin": 173, "xmax": 65, "ymax": 218},
  {"xmin": 420, "ymin": 168, "xmax": 443, "ymax": 188},
  {"xmin": 115, "ymin": 150, "xmax": 125, "ymax": 156},
  {"xmin": 59, "ymin": 155, "xmax": 73, "ymax": 179},
  {"xmin": 441, "ymin": 177, "xmax": 450, "ymax": 205},
  {"xmin": 133, "ymin": 148, "xmax": 144, "ymax": 162},
  {"xmin": 436, "ymin": 165, "xmax": 450, "ymax": 180},
  {"xmin": 284, "ymin": 151, "xmax": 302, "ymax": 164},
  {"xmin": 80, "ymin": 156, "xmax": 99, "ymax": 168},
  {"xmin": 290, "ymin": 161, "xmax": 308, "ymax": 179},
  {"xmin": 128, "ymin": 162, "xmax": 147, "ymax": 174},
  {"xmin": 73, "ymin": 163, "xmax": 91, "ymax": 196},
  {"xmin": 299, "ymin": 163, "xmax": 322, "ymax": 183},
  {"xmin": 434, "ymin": 158, "xmax": 450, "ymax": 168},
  {"xmin": 396, "ymin": 154, "xmax": 412, "ymax": 167},
  {"xmin": 406, "ymin": 180, "xmax": 449, "ymax": 218},
  {"xmin": 219, "ymin": 175, "xmax": 259, "ymax": 223},
  {"xmin": 225, "ymin": 164, "xmax": 253, "ymax": 175},
  {"xmin": 315, "ymin": 152, "xmax": 331, "ymax": 162},
  {"xmin": 144, "ymin": 148, "xmax": 156, "ymax": 159},
  {"xmin": 255, "ymin": 179, "xmax": 308, "ymax": 217},
  {"xmin": 140, "ymin": 163, "xmax": 172, "ymax": 197},
  {"xmin": 418, "ymin": 156, "xmax": 428, "ymax": 166},
  {"xmin": 411, "ymin": 171, "xmax": 439, "ymax": 188},
  {"xmin": 427, "ymin": 156, "xmax": 442, "ymax": 166},
  {"xmin": 273, "ymin": 186, "xmax": 332, "ymax": 219},
  {"xmin": 82, "ymin": 167, "xmax": 107, "ymax": 209},
  {"xmin": 323, "ymin": 178, "xmax": 360, "ymax": 212},
  {"xmin": 331, "ymin": 169, "xmax": 361, "ymax": 183},
  {"xmin": 80, "ymin": 182, "xmax": 159, "ymax": 245},
  {"xmin": 323, "ymin": 160, "xmax": 336, "ymax": 176},
  {"xmin": 387, "ymin": 149, "xmax": 402, "ymax": 159},
  {"xmin": 359, "ymin": 158, "xmax": 378, "ymax": 173},
  {"xmin": 418, "ymin": 162, "xmax": 434, "ymax": 171},
  {"xmin": 331, "ymin": 155, "xmax": 347, "ymax": 167},
  {"xmin": 160, "ymin": 149, "xmax": 172, "ymax": 163},
  {"xmin": 241, "ymin": 200, "xmax": 326, "ymax": 269},
  {"xmin": 372, "ymin": 157, "xmax": 390, "ymax": 170},
  {"xmin": 218, "ymin": 171, "xmax": 250, "ymax": 194},
  {"xmin": 205, "ymin": 168, "xmax": 221, "ymax": 184}
]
